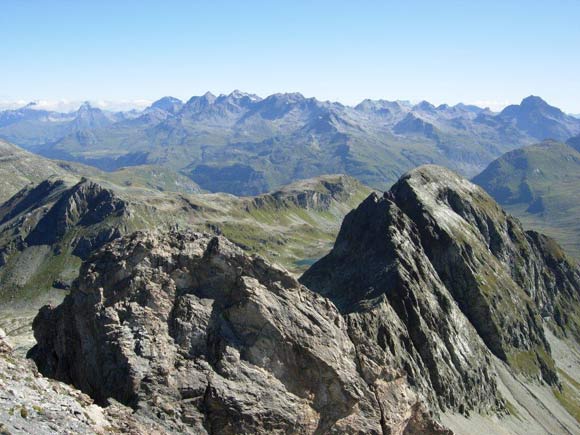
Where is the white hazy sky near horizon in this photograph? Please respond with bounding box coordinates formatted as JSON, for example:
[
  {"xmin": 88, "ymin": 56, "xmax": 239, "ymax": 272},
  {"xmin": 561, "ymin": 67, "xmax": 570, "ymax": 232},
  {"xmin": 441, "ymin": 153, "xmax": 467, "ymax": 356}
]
[
  {"xmin": 0, "ymin": 96, "xmax": 516, "ymax": 113},
  {"xmin": 1, "ymin": 1, "xmax": 579, "ymax": 113}
]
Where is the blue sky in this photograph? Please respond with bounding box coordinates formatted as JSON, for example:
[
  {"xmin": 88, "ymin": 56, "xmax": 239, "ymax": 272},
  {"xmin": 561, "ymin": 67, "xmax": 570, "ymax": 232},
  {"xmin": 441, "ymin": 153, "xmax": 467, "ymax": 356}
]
[{"xmin": 1, "ymin": 0, "xmax": 579, "ymax": 112}]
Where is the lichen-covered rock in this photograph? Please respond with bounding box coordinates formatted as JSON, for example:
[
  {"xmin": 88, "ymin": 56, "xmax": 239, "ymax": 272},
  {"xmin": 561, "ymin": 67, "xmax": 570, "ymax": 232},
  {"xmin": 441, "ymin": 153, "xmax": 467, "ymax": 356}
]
[{"xmin": 29, "ymin": 230, "xmax": 449, "ymax": 434}]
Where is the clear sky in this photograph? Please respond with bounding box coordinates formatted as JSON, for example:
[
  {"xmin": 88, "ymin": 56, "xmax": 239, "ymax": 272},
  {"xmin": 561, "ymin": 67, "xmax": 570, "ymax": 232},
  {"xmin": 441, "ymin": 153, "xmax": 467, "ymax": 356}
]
[{"xmin": 1, "ymin": 0, "xmax": 579, "ymax": 112}]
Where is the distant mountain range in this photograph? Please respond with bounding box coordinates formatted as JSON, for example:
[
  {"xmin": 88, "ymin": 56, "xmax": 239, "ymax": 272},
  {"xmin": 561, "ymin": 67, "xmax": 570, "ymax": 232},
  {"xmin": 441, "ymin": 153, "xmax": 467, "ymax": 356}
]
[{"xmin": 1, "ymin": 93, "xmax": 579, "ymax": 195}]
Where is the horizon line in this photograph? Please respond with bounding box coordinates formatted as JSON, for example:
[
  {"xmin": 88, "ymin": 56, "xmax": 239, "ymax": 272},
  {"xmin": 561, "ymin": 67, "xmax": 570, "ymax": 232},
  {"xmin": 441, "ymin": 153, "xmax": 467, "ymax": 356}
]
[{"xmin": 0, "ymin": 92, "xmax": 574, "ymax": 115}]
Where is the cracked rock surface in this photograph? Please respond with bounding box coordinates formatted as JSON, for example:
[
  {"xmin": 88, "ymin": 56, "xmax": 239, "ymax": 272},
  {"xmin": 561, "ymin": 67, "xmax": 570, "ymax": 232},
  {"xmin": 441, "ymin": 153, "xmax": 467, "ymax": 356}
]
[
  {"xmin": 302, "ymin": 165, "xmax": 580, "ymax": 413},
  {"xmin": 29, "ymin": 231, "xmax": 449, "ymax": 434}
]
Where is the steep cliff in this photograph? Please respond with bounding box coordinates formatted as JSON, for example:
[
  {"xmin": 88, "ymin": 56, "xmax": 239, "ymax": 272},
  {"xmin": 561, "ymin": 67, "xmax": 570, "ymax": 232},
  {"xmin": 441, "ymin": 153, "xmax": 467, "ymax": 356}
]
[{"xmin": 302, "ymin": 165, "xmax": 580, "ymax": 407}]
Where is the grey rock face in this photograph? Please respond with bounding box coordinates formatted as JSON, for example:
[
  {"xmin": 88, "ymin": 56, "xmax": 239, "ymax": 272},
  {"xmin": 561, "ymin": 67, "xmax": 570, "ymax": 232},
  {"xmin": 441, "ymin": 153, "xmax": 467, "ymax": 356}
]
[
  {"xmin": 302, "ymin": 165, "xmax": 580, "ymax": 409},
  {"xmin": 301, "ymin": 191, "xmax": 501, "ymax": 413},
  {"xmin": 29, "ymin": 230, "xmax": 449, "ymax": 434}
]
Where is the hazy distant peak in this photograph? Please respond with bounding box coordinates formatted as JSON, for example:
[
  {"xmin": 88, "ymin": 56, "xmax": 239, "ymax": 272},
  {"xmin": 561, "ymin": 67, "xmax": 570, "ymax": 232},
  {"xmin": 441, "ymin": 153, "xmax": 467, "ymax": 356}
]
[
  {"xmin": 266, "ymin": 92, "xmax": 306, "ymax": 102},
  {"xmin": 152, "ymin": 96, "xmax": 182, "ymax": 106},
  {"xmin": 151, "ymin": 96, "xmax": 184, "ymax": 114},
  {"xmin": 413, "ymin": 100, "xmax": 436, "ymax": 112},
  {"xmin": 354, "ymin": 99, "xmax": 410, "ymax": 114},
  {"xmin": 520, "ymin": 95, "xmax": 549, "ymax": 107},
  {"xmin": 216, "ymin": 90, "xmax": 262, "ymax": 107},
  {"xmin": 226, "ymin": 89, "xmax": 261, "ymax": 100},
  {"xmin": 183, "ymin": 92, "xmax": 218, "ymax": 109},
  {"xmin": 202, "ymin": 91, "xmax": 216, "ymax": 101},
  {"xmin": 453, "ymin": 102, "xmax": 485, "ymax": 113},
  {"xmin": 77, "ymin": 101, "xmax": 94, "ymax": 111}
]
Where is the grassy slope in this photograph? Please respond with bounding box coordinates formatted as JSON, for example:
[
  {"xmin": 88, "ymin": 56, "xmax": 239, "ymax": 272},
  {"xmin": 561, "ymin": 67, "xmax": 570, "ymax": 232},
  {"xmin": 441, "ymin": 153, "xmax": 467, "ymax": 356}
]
[
  {"xmin": 0, "ymin": 139, "xmax": 203, "ymax": 202},
  {"xmin": 0, "ymin": 173, "xmax": 371, "ymax": 304},
  {"xmin": 474, "ymin": 140, "xmax": 580, "ymax": 259},
  {"xmin": 0, "ymin": 140, "xmax": 73, "ymax": 203}
]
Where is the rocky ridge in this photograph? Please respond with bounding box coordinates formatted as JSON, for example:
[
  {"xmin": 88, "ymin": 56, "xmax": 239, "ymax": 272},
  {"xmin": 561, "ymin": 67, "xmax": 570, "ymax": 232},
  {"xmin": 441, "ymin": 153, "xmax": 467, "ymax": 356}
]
[
  {"xmin": 302, "ymin": 165, "xmax": 580, "ymax": 409},
  {"xmin": 0, "ymin": 178, "xmax": 128, "ymax": 299},
  {"xmin": 28, "ymin": 231, "xmax": 449, "ymax": 434}
]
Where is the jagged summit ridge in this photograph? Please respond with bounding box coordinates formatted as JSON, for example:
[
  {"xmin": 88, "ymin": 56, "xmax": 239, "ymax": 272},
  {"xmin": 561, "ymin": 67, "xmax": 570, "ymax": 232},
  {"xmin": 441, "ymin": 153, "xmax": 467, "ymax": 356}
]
[
  {"xmin": 3, "ymin": 93, "xmax": 580, "ymax": 195},
  {"xmin": 302, "ymin": 164, "xmax": 580, "ymax": 405}
]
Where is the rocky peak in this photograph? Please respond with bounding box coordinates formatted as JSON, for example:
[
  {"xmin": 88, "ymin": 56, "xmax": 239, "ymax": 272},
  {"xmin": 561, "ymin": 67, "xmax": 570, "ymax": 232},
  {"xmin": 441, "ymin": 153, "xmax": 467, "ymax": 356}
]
[
  {"xmin": 29, "ymin": 230, "xmax": 449, "ymax": 434},
  {"xmin": 25, "ymin": 178, "xmax": 126, "ymax": 246},
  {"xmin": 510, "ymin": 95, "xmax": 565, "ymax": 121},
  {"xmin": 393, "ymin": 113, "xmax": 438, "ymax": 139},
  {"xmin": 520, "ymin": 95, "xmax": 555, "ymax": 111},
  {"xmin": 77, "ymin": 101, "xmax": 93, "ymax": 112},
  {"xmin": 498, "ymin": 96, "xmax": 580, "ymax": 140},
  {"xmin": 453, "ymin": 102, "xmax": 485, "ymax": 114},
  {"xmin": 73, "ymin": 101, "xmax": 113, "ymax": 130},
  {"xmin": 256, "ymin": 92, "xmax": 312, "ymax": 118},
  {"xmin": 302, "ymin": 165, "xmax": 580, "ymax": 406},
  {"xmin": 413, "ymin": 101, "xmax": 436, "ymax": 112},
  {"xmin": 354, "ymin": 99, "xmax": 411, "ymax": 121},
  {"xmin": 150, "ymin": 96, "xmax": 184, "ymax": 114},
  {"xmin": 223, "ymin": 89, "xmax": 261, "ymax": 103},
  {"xmin": 211, "ymin": 90, "xmax": 259, "ymax": 114},
  {"xmin": 183, "ymin": 92, "xmax": 218, "ymax": 113}
]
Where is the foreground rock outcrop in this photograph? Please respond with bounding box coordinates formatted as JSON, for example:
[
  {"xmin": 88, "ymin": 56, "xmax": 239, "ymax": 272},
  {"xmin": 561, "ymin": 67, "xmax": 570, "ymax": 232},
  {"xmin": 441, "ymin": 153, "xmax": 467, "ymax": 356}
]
[{"xmin": 29, "ymin": 230, "xmax": 449, "ymax": 434}]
